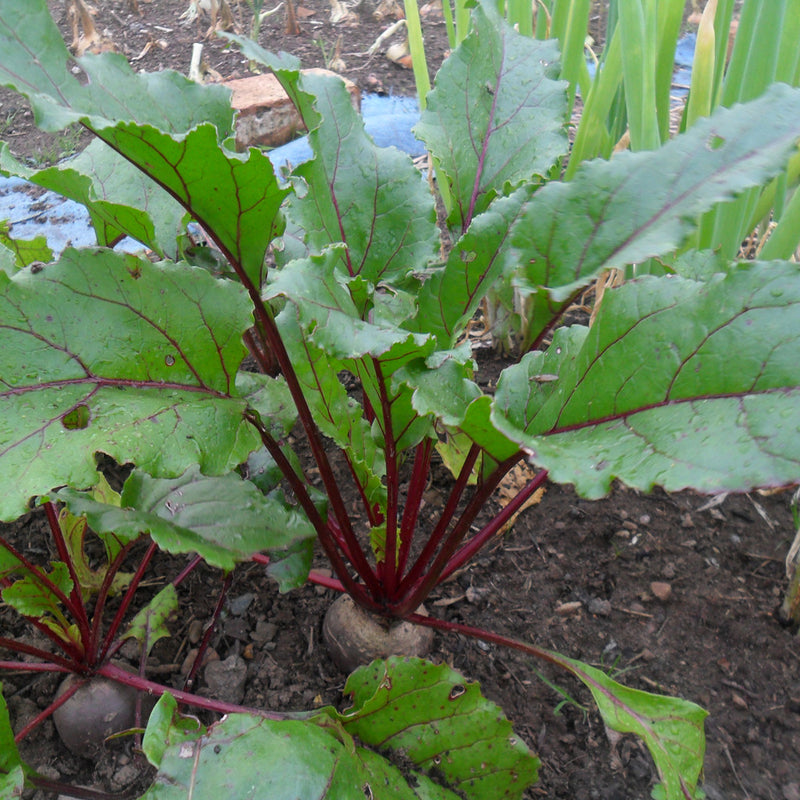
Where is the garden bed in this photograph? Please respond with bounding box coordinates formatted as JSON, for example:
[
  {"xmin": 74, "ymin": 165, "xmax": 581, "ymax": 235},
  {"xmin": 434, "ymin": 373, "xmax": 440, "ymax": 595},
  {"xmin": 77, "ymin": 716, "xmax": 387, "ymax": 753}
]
[{"xmin": 1, "ymin": 2, "xmax": 797, "ymax": 800}]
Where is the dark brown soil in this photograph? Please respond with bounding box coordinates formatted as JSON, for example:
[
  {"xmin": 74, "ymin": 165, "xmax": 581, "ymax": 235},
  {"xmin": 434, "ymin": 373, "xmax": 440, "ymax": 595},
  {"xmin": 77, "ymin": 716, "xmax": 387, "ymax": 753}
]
[
  {"xmin": 4, "ymin": 483, "xmax": 799, "ymax": 800},
  {"xmin": 3, "ymin": 3, "xmax": 799, "ymax": 800}
]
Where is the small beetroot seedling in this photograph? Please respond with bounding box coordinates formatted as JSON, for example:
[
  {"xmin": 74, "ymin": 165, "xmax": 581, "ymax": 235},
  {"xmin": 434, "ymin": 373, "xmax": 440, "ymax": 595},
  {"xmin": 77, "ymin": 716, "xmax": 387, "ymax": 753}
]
[{"xmin": 2, "ymin": 0, "xmax": 800, "ymax": 797}]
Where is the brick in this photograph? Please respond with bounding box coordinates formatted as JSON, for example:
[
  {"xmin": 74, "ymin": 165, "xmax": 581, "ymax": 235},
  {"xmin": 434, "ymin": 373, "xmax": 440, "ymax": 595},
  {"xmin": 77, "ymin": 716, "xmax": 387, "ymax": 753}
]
[{"xmin": 225, "ymin": 69, "xmax": 361, "ymax": 151}]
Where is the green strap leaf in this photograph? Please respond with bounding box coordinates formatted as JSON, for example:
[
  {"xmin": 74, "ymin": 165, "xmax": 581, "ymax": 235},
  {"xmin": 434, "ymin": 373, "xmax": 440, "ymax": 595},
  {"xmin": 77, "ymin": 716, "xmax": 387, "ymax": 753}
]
[
  {"xmin": 493, "ymin": 263, "xmax": 800, "ymax": 497},
  {"xmin": 59, "ymin": 466, "xmax": 316, "ymax": 572},
  {"xmin": 415, "ymin": 0, "xmax": 568, "ymax": 230},
  {"xmin": 0, "ymin": 251, "xmax": 258, "ymax": 520}
]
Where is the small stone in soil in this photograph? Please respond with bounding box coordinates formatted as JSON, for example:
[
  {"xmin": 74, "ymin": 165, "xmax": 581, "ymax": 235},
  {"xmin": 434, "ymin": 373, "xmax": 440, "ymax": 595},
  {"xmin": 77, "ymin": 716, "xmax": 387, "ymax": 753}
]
[
  {"xmin": 228, "ymin": 592, "xmax": 255, "ymax": 616},
  {"xmin": 251, "ymin": 620, "xmax": 278, "ymax": 643},
  {"xmin": 650, "ymin": 581, "xmax": 673, "ymax": 602},
  {"xmin": 588, "ymin": 597, "xmax": 612, "ymax": 616},
  {"xmin": 204, "ymin": 654, "xmax": 247, "ymax": 704}
]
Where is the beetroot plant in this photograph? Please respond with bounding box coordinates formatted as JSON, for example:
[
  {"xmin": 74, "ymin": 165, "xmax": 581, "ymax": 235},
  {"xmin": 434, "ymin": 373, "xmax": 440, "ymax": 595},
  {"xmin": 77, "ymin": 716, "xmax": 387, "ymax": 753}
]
[{"xmin": 2, "ymin": 0, "xmax": 800, "ymax": 797}]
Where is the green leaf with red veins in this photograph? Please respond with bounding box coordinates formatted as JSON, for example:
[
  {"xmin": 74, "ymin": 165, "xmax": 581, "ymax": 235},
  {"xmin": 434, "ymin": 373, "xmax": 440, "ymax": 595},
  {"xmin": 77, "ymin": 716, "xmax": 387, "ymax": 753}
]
[
  {"xmin": 557, "ymin": 657, "xmax": 707, "ymax": 800},
  {"xmin": 230, "ymin": 37, "xmax": 440, "ymax": 287},
  {"xmin": 492, "ymin": 263, "xmax": 800, "ymax": 497},
  {"xmin": 0, "ymin": 250, "xmax": 258, "ymax": 520},
  {"xmin": 0, "ymin": 141, "xmax": 185, "ymax": 258},
  {"xmin": 414, "ymin": 1, "xmax": 567, "ymax": 230},
  {"xmin": 499, "ymin": 83, "xmax": 800, "ymax": 344},
  {"xmin": 0, "ymin": 0, "xmax": 286, "ymax": 289},
  {"xmin": 287, "ymin": 70, "xmax": 439, "ymax": 285},
  {"xmin": 60, "ymin": 466, "xmax": 316, "ymax": 572},
  {"xmin": 343, "ymin": 657, "xmax": 539, "ymax": 800}
]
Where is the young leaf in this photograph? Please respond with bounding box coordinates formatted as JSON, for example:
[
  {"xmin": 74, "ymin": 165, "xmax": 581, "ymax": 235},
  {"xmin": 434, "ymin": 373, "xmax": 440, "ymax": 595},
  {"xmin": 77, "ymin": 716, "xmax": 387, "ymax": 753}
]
[
  {"xmin": 60, "ymin": 508, "xmax": 134, "ymax": 600},
  {"xmin": 493, "ymin": 262, "xmax": 800, "ymax": 497},
  {"xmin": 343, "ymin": 657, "xmax": 540, "ymax": 800},
  {"xmin": 0, "ymin": 687, "xmax": 25, "ymax": 798},
  {"xmin": 415, "ymin": 0, "xmax": 568, "ymax": 230},
  {"xmin": 559, "ymin": 657, "xmax": 706, "ymax": 800},
  {"xmin": 121, "ymin": 584, "xmax": 178, "ymax": 657},
  {"xmin": 0, "ymin": 250, "xmax": 259, "ymax": 520},
  {"xmin": 60, "ymin": 466, "xmax": 316, "ymax": 572},
  {"xmin": 0, "ymin": 562, "xmax": 76, "ymax": 643}
]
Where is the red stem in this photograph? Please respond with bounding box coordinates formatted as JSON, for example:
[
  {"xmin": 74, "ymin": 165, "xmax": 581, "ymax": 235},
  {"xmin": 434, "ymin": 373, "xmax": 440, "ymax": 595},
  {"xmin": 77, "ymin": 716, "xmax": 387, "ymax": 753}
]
[
  {"xmin": 183, "ymin": 572, "xmax": 232, "ymax": 692},
  {"xmin": 438, "ymin": 468, "xmax": 548, "ymax": 583},
  {"xmin": 245, "ymin": 409, "xmax": 380, "ymax": 606},
  {"xmin": 43, "ymin": 501, "xmax": 93, "ymax": 647},
  {"xmin": 395, "ymin": 444, "xmax": 481, "ymax": 598},
  {"xmin": 0, "ymin": 542, "xmax": 86, "ymax": 661},
  {"xmin": 394, "ymin": 455, "xmax": 520, "ymax": 616},
  {"xmin": 373, "ymin": 359, "xmax": 399, "ymax": 595},
  {"xmin": 397, "ymin": 438, "xmax": 434, "ymax": 575},
  {"xmin": 0, "ymin": 636, "xmax": 78, "ymax": 673},
  {"xmin": 96, "ymin": 540, "xmax": 158, "ymax": 664},
  {"xmin": 171, "ymin": 554, "xmax": 204, "ymax": 588},
  {"xmin": 99, "ymin": 661, "xmax": 288, "ymax": 720},
  {"xmin": 248, "ymin": 307, "xmax": 378, "ymax": 593},
  {"xmin": 251, "ymin": 553, "xmax": 347, "ymax": 593}
]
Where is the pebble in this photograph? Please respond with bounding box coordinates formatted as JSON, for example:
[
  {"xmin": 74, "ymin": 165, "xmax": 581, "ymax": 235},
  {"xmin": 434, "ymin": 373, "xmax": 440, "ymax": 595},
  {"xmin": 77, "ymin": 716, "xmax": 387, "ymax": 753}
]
[
  {"xmin": 187, "ymin": 618, "xmax": 205, "ymax": 644},
  {"xmin": 587, "ymin": 598, "xmax": 612, "ymax": 617},
  {"xmin": 252, "ymin": 620, "xmax": 278, "ymax": 643},
  {"xmin": 650, "ymin": 581, "xmax": 672, "ymax": 602},
  {"xmin": 228, "ymin": 592, "xmax": 255, "ymax": 616},
  {"xmin": 180, "ymin": 646, "xmax": 219, "ymax": 676},
  {"xmin": 111, "ymin": 764, "xmax": 140, "ymax": 790},
  {"xmin": 555, "ymin": 600, "xmax": 583, "ymax": 616},
  {"xmin": 783, "ymin": 782, "xmax": 800, "ymax": 800},
  {"xmin": 204, "ymin": 655, "xmax": 248, "ymax": 704}
]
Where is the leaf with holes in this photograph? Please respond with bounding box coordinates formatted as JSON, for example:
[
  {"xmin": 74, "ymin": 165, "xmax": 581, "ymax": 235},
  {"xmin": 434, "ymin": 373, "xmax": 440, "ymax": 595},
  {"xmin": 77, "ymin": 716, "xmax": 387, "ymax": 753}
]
[
  {"xmin": 0, "ymin": 250, "xmax": 258, "ymax": 520},
  {"xmin": 140, "ymin": 658, "xmax": 533, "ymax": 800}
]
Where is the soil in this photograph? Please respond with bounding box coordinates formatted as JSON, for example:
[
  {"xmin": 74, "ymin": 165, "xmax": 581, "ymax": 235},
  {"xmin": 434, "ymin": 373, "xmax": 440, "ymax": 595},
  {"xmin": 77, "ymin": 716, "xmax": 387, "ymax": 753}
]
[{"xmin": 3, "ymin": 3, "xmax": 799, "ymax": 800}]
